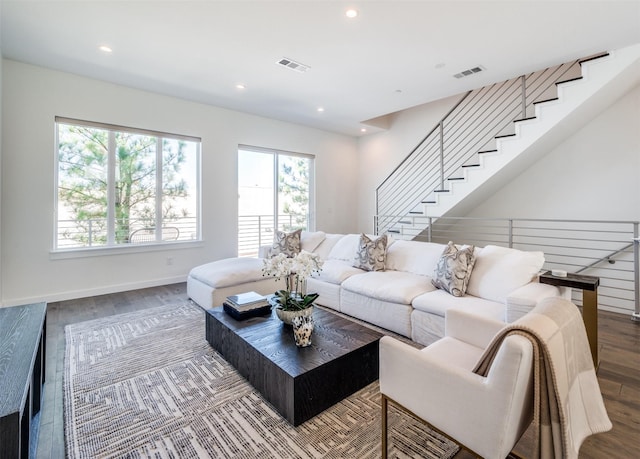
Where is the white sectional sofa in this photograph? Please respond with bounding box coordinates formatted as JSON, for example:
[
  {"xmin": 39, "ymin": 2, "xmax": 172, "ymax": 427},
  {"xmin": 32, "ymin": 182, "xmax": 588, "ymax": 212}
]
[{"xmin": 187, "ymin": 231, "xmax": 566, "ymax": 346}]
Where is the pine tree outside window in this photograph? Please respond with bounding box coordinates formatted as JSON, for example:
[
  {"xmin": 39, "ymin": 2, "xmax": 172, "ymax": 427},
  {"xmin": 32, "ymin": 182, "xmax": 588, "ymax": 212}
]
[{"xmin": 55, "ymin": 118, "xmax": 200, "ymax": 251}]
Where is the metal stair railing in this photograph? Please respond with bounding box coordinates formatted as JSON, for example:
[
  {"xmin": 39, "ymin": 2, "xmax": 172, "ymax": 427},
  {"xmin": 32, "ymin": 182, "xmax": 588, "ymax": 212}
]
[
  {"xmin": 575, "ymin": 242, "xmax": 635, "ymax": 274},
  {"xmin": 374, "ymin": 215, "xmax": 639, "ymax": 319},
  {"xmin": 375, "ymin": 54, "xmax": 604, "ymax": 236}
]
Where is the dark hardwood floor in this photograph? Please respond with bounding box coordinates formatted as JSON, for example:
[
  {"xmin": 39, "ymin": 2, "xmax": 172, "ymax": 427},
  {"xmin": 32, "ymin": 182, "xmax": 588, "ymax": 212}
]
[
  {"xmin": 34, "ymin": 283, "xmax": 638, "ymax": 458},
  {"xmin": 35, "ymin": 283, "xmax": 188, "ymax": 459}
]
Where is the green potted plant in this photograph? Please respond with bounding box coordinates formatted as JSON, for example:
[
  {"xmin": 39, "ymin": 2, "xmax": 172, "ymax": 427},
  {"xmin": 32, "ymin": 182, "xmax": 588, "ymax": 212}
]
[{"xmin": 262, "ymin": 250, "xmax": 323, "ymax": 324}]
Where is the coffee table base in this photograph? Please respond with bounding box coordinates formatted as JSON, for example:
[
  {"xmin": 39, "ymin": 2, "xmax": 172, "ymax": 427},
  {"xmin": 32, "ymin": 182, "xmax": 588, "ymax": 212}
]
[{"xmin": 205, "ymin": 307, "xmax": 381, "ymax": 426}]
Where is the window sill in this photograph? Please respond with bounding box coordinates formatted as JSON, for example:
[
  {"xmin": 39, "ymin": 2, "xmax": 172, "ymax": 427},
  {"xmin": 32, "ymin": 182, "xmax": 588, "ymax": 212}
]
[{"xmin": 50, "ymin": 240, "xmax": 205, "ymax": 260}]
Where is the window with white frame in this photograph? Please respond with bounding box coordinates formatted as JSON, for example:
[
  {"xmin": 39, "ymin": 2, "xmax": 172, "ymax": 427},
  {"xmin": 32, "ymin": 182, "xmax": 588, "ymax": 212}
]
[
  {"xmin": 237, "ymin": 146, "xmax": 315, "ymax": 257},
  {"xmin": 55, "ymin": 117, "xmax": 200, "ymax": 250}
]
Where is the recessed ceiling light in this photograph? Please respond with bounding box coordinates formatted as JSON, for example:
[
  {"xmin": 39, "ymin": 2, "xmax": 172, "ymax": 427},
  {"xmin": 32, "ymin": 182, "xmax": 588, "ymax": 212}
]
[
  {"xmin": 99, "ymin": 45, "xmax": 113, "ymax": 54},
  {"xmin": 235, "ymin": 84, "xmax": 246, "ymax": 90},
  {"xmin": 360, "ymin": 128, "xmax": 367, "ymax": 133},
  {"xmin": 346, "ymin": 9, "xmax": 358, "ymax": 18},
  {"xmin": 317, "ymin": 107, "xmax": 325, "ymax": 113}
]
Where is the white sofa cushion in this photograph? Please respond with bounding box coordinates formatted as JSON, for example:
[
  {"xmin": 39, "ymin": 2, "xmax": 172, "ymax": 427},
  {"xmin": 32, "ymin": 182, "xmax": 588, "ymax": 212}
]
[
  {"xmin": 188, "ymin": 257, "xmax": 266, "ymax": 288},
  {"xmin": 306, "ymin": 277, "xmax": 341, "ymax": 311},
  {"xmin": 301, "ymin": 230, "xmax": 326, "ymax": 253},
  {"xmin": 466, "ymin": 245, "xmax": 545, "ymax": 303},
  {"xmin": 342, "ymin": 271, "xmax": 435, "ymax": 304},
  {"xmin": 327, "ymin": 233, "xmax": 394, "ymax": 262},
  {"xmin": 313, "ymin": 233, "xmax": 345, "ymax": 260},
  {"xmin": 412, "ymin": 289, "xmax": 505, "ymax": 321},
  {"xmin": 385, "ymin": 240, "xmax": 446, "ymax": 276},
  {"xmin": 327, "ymin": 234, "xmax": 361, "ymax": 261},
  {"xmin": 341, "ymin": 290, "xmax": 413, "ymax": 337},
  {"xmin": 311, "ymin": 259, "xmax": 364, "ymax": 285}
]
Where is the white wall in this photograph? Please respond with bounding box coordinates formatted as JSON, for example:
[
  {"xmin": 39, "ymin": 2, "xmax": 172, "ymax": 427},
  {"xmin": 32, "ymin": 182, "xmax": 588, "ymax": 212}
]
[
  {"xmin": 357, "ymin": 84, "xmax": 640, "ymax": 228},
  {"xmin": 0, "ymin": 40, "xmax": 3, "ymax": 305},
  {"xmin": 1, "ymin": 60, "xmax": 359, "ymax": 306},
  {"xmin": 356, "ymin": 93, "xmax": 463, "ymax": 231},
  {"xmin": 466, "ymin": 84, "xmax": 640, "ymax": 221}
]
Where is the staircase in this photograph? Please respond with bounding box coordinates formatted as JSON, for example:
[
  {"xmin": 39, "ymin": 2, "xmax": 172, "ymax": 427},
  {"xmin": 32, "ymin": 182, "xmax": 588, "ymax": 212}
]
[{"xmin": 376, "ymin": 43, "xmax": 640, "ymax": 239}]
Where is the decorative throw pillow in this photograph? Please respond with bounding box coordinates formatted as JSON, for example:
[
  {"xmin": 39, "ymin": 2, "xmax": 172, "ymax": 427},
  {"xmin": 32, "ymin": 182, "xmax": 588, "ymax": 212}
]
[
  {"xmin": 431, "ymin": 241, "xmax": 476, "ymax": 297},
  {"xmin": 353, "ymin": 233, "xmax": 388, "ymax": 272},
  {"xmin": 271, "ymin": 229, "xmax": 302, "ymax": 258}
]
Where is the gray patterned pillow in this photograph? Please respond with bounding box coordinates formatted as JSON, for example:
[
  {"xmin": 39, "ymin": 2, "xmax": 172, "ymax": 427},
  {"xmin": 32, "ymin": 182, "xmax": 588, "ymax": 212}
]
[
  {"xmin": 353, "ymin": 234, "xmax": 388, "ymax": 272},
  {"xmin": 431, "ymin": 241, "xmax": 476, "ymax": 297},
  {"xmin": 271, "ymin": 229, "xmax": 302, "ymax": 258}
]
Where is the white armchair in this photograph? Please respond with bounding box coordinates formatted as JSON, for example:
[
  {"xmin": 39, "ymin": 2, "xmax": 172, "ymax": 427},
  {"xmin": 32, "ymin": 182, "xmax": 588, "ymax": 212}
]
[{"xmin": 380, "ymin": 309, "xmax": 534, "ymax": 459}]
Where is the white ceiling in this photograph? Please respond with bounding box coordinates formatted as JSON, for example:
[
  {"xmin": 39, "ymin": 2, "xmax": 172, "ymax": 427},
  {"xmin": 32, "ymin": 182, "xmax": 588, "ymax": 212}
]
[{"xmin": 1, "ymin": 0, "xmax": 639, "ymax": 136}]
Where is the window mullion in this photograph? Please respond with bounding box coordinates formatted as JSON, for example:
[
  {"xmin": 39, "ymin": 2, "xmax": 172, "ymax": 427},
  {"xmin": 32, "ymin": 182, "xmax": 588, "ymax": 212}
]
[
  {"xmin": 155, "ymin": 137, "xmax": 163, "ymax": 242},
  {"xmin": 308, "ymin": 158, "xmax": 315, "ymax": 231},
  {"xmin": 107, "ymin": 131, "xmax": 116, "ymax": 245},
  {"xmin": 274, "ymin": 153, "xmax": 279, "ymax": 231}
]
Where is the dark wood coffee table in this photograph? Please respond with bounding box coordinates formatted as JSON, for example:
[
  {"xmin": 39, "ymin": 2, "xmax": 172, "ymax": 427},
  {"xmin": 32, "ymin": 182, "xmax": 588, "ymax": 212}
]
[{"xmin": 205, "ymin": 306, "xmax": 382, "ymax": 426}]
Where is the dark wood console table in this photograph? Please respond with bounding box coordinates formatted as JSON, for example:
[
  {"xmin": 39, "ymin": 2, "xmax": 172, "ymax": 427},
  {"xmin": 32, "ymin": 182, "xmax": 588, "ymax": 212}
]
[
  {"xmin": 0, "ymin": 302, "xmax": 47, "ymax": 459},
  {"xmin": 539, "ymin": 271, "xmax": 600, "ymax": 368}
]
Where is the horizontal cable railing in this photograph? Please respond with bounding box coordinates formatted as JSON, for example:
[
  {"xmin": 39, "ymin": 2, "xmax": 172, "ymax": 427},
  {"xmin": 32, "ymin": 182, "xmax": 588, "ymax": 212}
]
[
  {"xmin": 374, "ymin": 215, "xmax": 639, "ymax": 318},
  {"xmin": 56, "ymin": 216, "xmax": 199, "ymax": 249},
  {"xmin": 375, "ymin": 56, "xmax": 593, "ymax": 236},
  {"xmin": 238, "ymin": 214, "xmax": 308, "ymax": 257}
]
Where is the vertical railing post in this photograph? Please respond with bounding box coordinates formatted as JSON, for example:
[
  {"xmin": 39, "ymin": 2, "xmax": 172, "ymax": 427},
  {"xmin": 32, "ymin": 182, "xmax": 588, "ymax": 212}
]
[
  {"xmin": 439, "ymin": 121, "xmax": 445, "ymax": 190},
  {"xmin": 633, "ymin": 223, "xmax": 639, "ymax": 321},
  {"xmin": 375, "ymin": 189, "xmax": 379, "ymax": 225},
  {"xmin": 374, "ymin": 215, "xmax": 378, "ymax": 235},
  {"xmin": 258, "ymin": 216, "xmax": 262, "ymax": 250},
  {"xmin": 508, "ymin": 219, "xmax": 514, "ymax": 248},
  {"xmin": 427, "ymin": 217, "xmax": 433, "ymax": 242},
  {"xmin": 521, "ymin": 75, "xmax": 526, "ymax": 119}
]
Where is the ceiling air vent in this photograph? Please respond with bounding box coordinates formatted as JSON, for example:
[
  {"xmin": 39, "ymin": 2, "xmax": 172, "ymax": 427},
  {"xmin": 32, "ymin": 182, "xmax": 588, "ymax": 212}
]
[
  {"xmin": 453, "ymin": 66, "xmax": 484, "ymax": 79},
  {"xmin": 277, "ymin": 57, "xmax": 310, "ymax": 73}
]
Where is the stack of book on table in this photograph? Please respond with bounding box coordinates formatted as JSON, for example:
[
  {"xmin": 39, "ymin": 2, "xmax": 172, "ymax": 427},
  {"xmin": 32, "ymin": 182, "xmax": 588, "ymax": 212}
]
[{"xmin": 223, "ymin": 291, "xmax": 272, "ymax": 320}]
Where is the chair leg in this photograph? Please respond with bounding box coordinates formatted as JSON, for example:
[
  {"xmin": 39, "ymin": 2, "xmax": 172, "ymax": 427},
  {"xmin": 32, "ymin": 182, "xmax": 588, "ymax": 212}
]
[{"xmin": 381, "ymin": 394, "xmax": 388, "ymax": 459}]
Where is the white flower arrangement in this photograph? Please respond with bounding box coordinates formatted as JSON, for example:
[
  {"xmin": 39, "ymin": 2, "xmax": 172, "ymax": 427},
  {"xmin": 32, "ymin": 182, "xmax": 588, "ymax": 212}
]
[{"xmin": 262, "ymin": 250, "xmax": 323, "ymax": 311}]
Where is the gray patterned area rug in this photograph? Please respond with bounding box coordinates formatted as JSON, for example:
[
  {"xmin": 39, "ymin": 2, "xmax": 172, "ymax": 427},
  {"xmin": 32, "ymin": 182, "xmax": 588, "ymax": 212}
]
[{"xmin": 64, "ymin": 302, "xmax": 460, "ymax": 459}]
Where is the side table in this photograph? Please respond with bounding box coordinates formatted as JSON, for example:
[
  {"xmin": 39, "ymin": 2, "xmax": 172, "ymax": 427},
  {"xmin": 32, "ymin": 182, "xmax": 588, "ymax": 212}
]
[{"xmin": 539, "ymin": 271, "xmax": 600, "ymax": 368}]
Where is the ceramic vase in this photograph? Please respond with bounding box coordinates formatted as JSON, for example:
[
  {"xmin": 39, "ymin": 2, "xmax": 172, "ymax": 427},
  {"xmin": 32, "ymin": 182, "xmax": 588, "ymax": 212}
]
[
  {"xmin": 292, "ymin": 315, "xmax": 314, "ymax": 347},
  {"xmin": 275, "ymin": 305, "xmax": 314, "ymax": 326}
]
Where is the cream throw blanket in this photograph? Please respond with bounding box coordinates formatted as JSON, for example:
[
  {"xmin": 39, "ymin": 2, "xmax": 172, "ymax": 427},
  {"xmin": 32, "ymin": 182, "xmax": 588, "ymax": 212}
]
[{"xmin": 473, "ymin": 297, "xmax": 612, "ymax": 458}]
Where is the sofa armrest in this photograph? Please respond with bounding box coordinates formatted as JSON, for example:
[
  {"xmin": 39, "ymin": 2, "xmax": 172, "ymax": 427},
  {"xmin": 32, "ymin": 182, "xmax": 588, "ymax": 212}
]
[
  {"xmin": 380, "ymin": 335, "xmax": 487, "ymax": 401},
  {"xmin": 445, "ymin": 309, "xmax": 505, "ymax": 349},
  {"xmin": 505, "ymin": 281, "xmax": 568, "ymax": 322}
]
